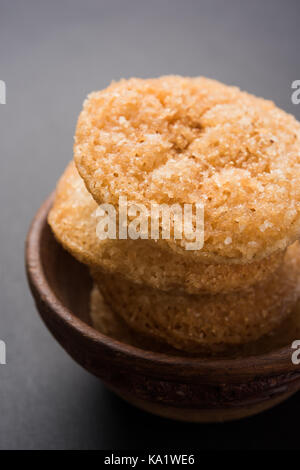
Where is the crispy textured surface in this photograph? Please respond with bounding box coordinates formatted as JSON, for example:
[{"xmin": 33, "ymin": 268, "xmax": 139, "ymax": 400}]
[
  {"xmin": 90, "ymin": 283, "xmax": 300, "ymax": 358},
  {"xmin": 90, "ymin": 283, "xmax": 137, "ymax": 344},
  {"xmin": 74, "ymin": 76, "xmax": 300, "ymax": 263},
  {"xmin": 93, "ymin": 242, "xmax": 300, "ymax": 353},
  {"xmin": 90, "ymin": 284, "xmax": 175, "ymax": 353},
  {"xmin": 48, "ymin": 162, "xmax": 285, "ymax": 294}
]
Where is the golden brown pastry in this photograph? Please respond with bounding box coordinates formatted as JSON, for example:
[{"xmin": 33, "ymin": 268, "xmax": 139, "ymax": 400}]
[
  {"xmin": 48, "ymin": 75, "xmax": 300, "ymax": 356},
  {"xmin": 48, "ymin": 161, "xmax": 285, "ymax": 294},
  {"xmin": 90, "ymin": 283, "xmax": 300, "ymax": 358},
  {"xmin": 92, "ymin": 242, "xmax": 300, "ymax": 353},
  {"xmin": 74, "ymin": 76, "xmax": 300, "ymax": 263}
]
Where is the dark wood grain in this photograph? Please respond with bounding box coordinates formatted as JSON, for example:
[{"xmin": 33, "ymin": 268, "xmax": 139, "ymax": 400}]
[{"xmin": 25, "ymin": 194, "xmax": 300, "ymax": 422}]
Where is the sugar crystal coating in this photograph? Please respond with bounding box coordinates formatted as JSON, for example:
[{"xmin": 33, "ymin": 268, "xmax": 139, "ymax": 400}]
[
  {"xmin": 93, "ymin": 242, "xmax": 300, "ymax": 353},
  {"xmin": 48, "ymin": 162, "xmax": 285, "ymax": 294},
  {"xmin": 90, "ymin": 284, "xmax": 300, "ymax": 357},
  {"xmin": 75, "ymin": 76, "xmax": 300, "ymax": 262}
]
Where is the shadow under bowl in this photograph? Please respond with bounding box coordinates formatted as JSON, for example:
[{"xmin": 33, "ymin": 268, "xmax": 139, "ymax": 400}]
[{"xmin": 25, "ymin": 194, "xmax": 300, "ymax": 422}]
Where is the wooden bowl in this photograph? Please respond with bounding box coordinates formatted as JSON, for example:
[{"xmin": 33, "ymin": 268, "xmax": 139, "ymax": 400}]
[{"xmin": 25, "ymin": 194, "xmax": 300, "ymax": 422}]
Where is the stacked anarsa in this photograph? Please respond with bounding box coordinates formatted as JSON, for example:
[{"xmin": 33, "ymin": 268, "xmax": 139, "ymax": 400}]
[{"xmin": 49, "ymin": 76, "xmax": 300, "ymax": 354}]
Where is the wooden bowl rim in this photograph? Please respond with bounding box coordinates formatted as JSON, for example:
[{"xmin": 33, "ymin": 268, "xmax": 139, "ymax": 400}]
[{"xmin": 25, "ymin": 193, "xmax": 299, "ymax": 378}]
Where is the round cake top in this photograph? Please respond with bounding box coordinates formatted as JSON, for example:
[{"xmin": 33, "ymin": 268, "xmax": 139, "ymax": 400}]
[{"xmin": 74, "ymin": 76, "xmax": 300, "ymax": 262}]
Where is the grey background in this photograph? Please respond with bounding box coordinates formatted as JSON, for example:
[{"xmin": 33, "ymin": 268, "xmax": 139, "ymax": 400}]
[{"xmin": 0, "ymin": 0, "xmax": 300, "ymax": 450}]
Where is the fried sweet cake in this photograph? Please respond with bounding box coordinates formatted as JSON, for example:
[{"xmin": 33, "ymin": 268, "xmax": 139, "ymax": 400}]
[
  {"xmin": 74, "ymin": 76, "xmax": 300, "ymax": 264},
  {"xmin": 92, "ymin": 243, "xmax": 300, "ymax": 353},
  {"xmin": 49, "ymin": 162, "xmax": 284, "ymax": 294}
]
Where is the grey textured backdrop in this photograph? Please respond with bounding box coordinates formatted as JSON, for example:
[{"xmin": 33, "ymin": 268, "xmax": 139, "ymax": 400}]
[{"xmin": 0, "ymin": 0, "xmax": 300, "ymax": 449}]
